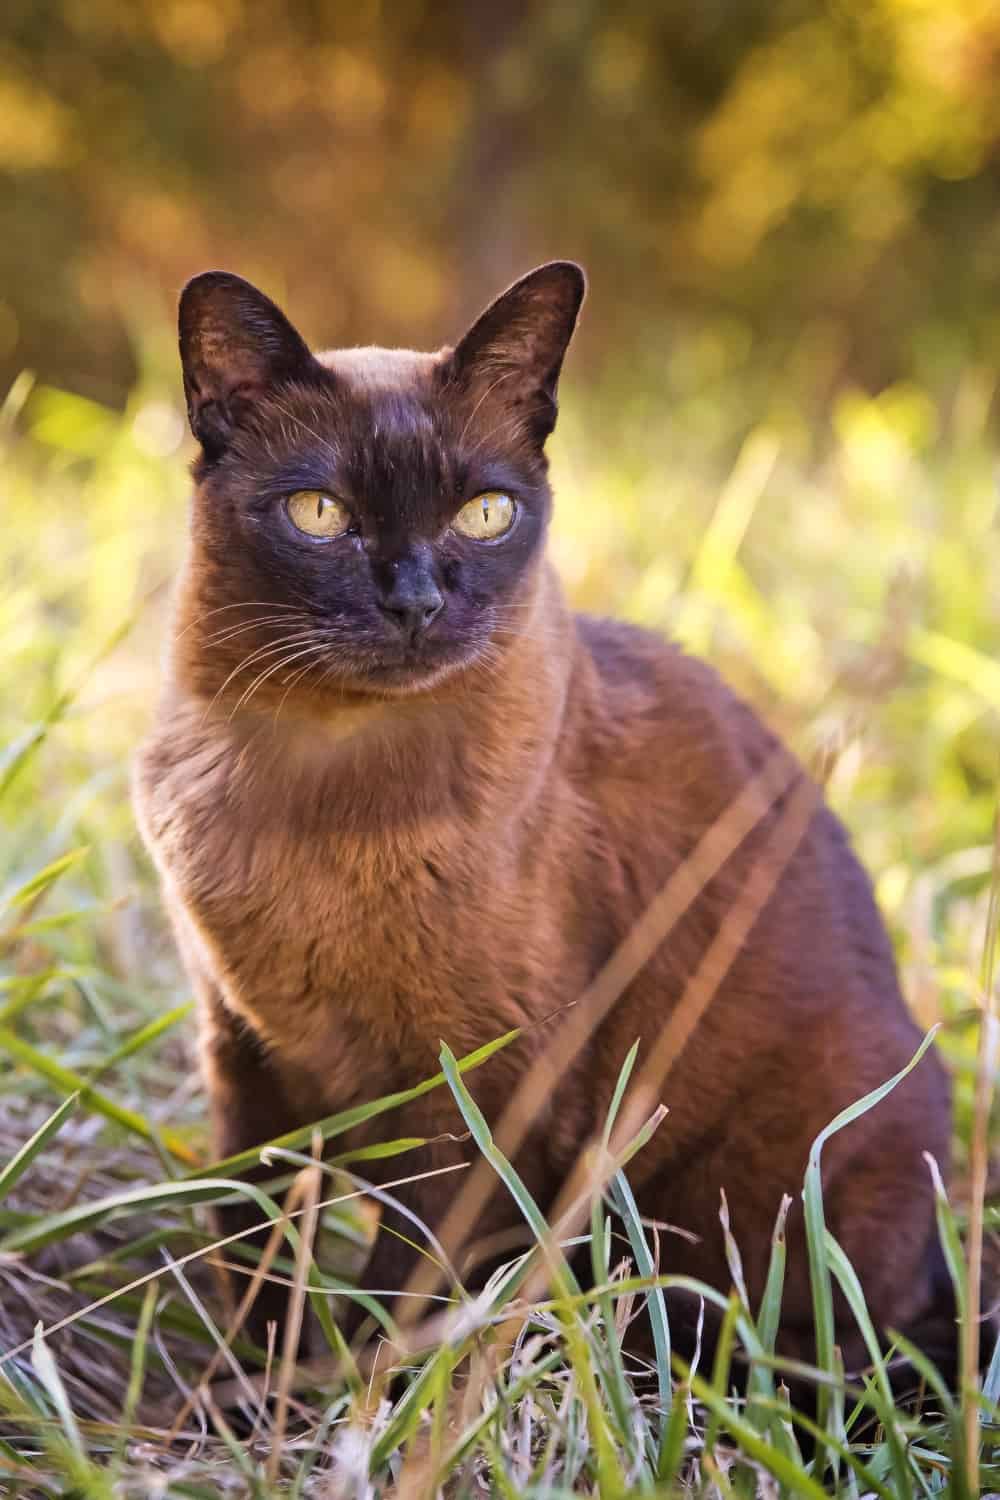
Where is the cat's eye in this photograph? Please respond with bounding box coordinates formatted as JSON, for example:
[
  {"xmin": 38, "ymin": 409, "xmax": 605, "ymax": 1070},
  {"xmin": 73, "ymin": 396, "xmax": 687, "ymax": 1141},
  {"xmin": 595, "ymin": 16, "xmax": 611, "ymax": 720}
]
[
  {"xmin": 286, "ymin": 490, "xmax": 351, "ymax": 539},
  {"xmin": 453, "ymin": 491, "xmax": 517, "ymax": 541}
]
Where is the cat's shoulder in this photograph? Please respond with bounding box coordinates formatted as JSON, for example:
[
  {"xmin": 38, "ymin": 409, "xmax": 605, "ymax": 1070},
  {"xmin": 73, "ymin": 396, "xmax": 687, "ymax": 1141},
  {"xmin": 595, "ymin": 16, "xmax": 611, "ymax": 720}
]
[
  {"xmin": 574, "ymin": 612, "xmax": 732, "ymax": 709},
  {"xmin": 571, "ymin": 612, "xmax": 780, "ymax": 774}
]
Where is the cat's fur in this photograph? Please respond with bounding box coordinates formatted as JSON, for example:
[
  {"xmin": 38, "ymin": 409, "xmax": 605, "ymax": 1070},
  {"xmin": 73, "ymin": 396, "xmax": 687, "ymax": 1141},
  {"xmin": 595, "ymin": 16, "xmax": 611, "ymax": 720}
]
[{"xmin": 135, "ymin": 263, "xmax": 953, "ymax": 1372}]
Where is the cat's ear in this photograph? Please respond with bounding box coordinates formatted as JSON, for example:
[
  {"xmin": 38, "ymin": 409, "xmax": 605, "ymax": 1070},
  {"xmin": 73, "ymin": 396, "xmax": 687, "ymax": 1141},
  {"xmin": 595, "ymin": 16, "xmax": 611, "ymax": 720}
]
[
  {"xmin": 449, "ymin": 261, "xmax": 585, "ymax": 442},
  {"xmin": 179, "ymin": 272, "xmax": 317, "ymax": 460}
]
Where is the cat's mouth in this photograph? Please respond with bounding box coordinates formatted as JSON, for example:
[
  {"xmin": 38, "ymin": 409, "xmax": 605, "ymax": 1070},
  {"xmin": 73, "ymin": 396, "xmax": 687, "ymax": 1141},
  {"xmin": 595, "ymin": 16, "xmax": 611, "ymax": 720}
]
[{"xmin": 355, "ymin": 633, "xmax": 482, "ymax": 694}]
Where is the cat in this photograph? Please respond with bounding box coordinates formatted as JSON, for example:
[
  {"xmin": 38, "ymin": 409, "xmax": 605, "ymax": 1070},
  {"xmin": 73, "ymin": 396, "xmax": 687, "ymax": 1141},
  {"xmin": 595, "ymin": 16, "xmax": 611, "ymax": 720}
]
[{"xmin": 134, "ymin": 261, "xmax": 953, "ymax": 1377}]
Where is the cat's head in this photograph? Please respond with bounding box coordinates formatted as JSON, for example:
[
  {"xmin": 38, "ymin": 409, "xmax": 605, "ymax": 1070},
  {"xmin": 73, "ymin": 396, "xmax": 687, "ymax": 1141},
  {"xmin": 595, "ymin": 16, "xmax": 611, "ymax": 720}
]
[{"xmin": 176, "ymin": 262, "xmax": 584, "ymax": 707}]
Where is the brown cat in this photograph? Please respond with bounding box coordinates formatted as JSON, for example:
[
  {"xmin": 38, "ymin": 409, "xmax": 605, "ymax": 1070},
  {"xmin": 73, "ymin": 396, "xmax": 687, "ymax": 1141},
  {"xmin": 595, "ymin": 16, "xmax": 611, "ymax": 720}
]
[{"xmin": 134, "ymin": 262, "xmax": 953, "ymax": 1375}]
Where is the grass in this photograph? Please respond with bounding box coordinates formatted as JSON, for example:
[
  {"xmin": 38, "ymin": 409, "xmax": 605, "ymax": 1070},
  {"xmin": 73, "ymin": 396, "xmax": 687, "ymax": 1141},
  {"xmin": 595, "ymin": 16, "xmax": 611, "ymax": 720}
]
[{"xmin": 1, "ymin": 328, "xmax": 999, "ymax": 1496}]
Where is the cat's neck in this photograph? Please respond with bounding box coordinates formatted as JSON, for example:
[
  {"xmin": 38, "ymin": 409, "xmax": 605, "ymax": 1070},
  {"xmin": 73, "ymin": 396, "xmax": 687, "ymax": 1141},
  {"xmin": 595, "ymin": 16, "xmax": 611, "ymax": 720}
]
[{"xmin": 162, "ymin": 562, "xmax": 576, "ymax": 839}]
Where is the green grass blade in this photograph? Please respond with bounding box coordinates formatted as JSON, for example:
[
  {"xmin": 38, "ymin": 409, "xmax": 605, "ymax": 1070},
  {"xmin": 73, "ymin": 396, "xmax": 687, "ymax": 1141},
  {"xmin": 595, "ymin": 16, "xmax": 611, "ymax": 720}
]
[
  {"xmin": 887, "ymin": 1327, "xmax": 957, "ymax": 1414},
  {"xmin": 438, "ymin": 1042, "xmax": 580, "ymax": 1296},
  {"xmin": 756, "ymin": 1192, "xmax": 791, "ymax": 1357},
  {"xmin": 719, "ymin": 1188, "xmax": 750, "ymax": 1309},
  {"xmin": 748, "ymin": 1393, "xmax": 897, "ymax": 1500},
  {"xmin": 601, "ymin": 1039, "xmax": 640, "ymax": 1148},
  {"xmin": 925, "ymin": 1151, "xmax": 973, "ymax": 1495},
  {"xmin": 2, "ymin": 847, "xmax": 89, "ymax": 913},
  {"xmin": 824, "ymin": 1228, "xmax": 912, "ymax": 1494},
  {"xmin": 30, "ymin": 1323, "xmax": 85, "ymax": 1459},
  {"xmin": 680, "ymin": 1359, "xmax": 830, "ymax": 1500},
  {"xmin": 925, "ymin": 1153, "xmax": 967, "ymax": 1326},
  {"xmin": 85, "ymin": 1002, "xmax": 193, "ymax": 1083},
  {"xmin": 803, "ymin": 1025, "xmax": 941, "ymax": 1471},
  {"xmin": 704, "ymin": 1291, "xmax": 741, "ymax": 1463},
  {"xmin": 0, "ymin": 1175, "xmax": 286, "ymax": 1255},
  {"xmin": 611, "ymin": 1168, "xmax": 672, "ymax": 1418},
  {"xmin": 0, "ymin": 1023, "xmax": 197, "ymax": 1164},
  {"xmin": 0, "ymin": 1092, "xmax": 77, "ymax": 1203},
  {"xmin": 746, "ymin": 1193, "xmax": 790, "ymax": 1446},
  {"xmin": 113, "ymin": 1282, "xmax": 157, "ymax": 1472},
  {"xmin": 656, "ymin": 1375, "xmax": 690, "ymax": 1485},
  {"xmin": 191, "ymin": 1026, "xmax": 520, "ymax": 1179},
  {"xmin": 440, "ymin": 1041, "xmax": 627, "ymax": 1495}
]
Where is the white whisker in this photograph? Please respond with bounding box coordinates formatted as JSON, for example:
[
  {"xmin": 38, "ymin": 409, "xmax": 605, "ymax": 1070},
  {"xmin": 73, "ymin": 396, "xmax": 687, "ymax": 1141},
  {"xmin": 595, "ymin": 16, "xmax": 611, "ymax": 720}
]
[
  {"xmin": 200, "ymin": 632, "xmax": 321, "ymax": 723},
  {"xmin": 230, "ymin": 640, "xmax": 339, "ymax": 721}
]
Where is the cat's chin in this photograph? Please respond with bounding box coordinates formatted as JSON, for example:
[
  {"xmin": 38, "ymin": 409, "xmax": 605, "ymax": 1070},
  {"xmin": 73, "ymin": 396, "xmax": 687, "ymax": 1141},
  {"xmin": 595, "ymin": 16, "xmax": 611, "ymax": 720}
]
[
  {"xmin": 314, "ymin": 627, "xmax": 495, "ymax": 698},
  {"xmin": 347, "ymin": 654, "xmax": 473, "ymax": 697}
]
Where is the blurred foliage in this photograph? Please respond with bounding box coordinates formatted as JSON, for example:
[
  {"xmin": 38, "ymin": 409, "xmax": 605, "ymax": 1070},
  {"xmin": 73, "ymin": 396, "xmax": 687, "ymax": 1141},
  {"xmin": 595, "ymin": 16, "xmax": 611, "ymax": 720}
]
[{"xmin": 3, "ymin": 0, "xmax": 1000, "ymax": 411}]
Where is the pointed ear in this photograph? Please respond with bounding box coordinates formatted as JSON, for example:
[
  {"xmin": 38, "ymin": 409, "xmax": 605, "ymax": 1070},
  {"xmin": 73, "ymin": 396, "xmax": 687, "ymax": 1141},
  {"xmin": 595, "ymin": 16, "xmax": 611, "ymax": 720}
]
[
  {"xmin": 179, "ymin": 272, "xmax": 317, "ymax": 459},
  {"xmin": 449, "ymin": 261, "xmax": 585, "ymax": 443}
]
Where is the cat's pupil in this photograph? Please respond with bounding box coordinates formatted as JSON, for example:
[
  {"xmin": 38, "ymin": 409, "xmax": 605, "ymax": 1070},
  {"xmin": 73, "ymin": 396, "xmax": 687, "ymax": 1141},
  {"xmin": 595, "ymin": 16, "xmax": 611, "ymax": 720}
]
[{"xmin": 316, "ymin": 497, "xmax": 324, "ymax": 519}]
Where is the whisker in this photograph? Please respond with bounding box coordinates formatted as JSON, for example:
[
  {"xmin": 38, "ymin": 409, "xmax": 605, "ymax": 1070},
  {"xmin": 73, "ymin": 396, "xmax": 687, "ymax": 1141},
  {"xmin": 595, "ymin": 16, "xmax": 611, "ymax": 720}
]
[
  {"xmin": 173, "ymin": 601, "xmax": 307, "ymax": 642},
  {"xmin": 196, "ymin": 613, "xmax": 312, "ymax": 649},
  {"xmin": 200, "ymin": 632, "xmax": 320, "ymax": 723},
  {"xmin": 230, "ymin": 641, "xmax": 339, "ymax": 721},
  {"xmin": 273, "ymin": 642, "xmax": 339, "ymax": 725}
]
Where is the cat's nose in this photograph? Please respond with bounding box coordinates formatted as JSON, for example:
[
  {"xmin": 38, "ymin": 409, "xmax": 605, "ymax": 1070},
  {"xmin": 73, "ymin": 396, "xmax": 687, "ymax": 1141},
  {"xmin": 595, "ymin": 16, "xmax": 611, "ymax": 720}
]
[{"xmin": 378, "ymin": 579, "xmax": 444, "ymax": 637}]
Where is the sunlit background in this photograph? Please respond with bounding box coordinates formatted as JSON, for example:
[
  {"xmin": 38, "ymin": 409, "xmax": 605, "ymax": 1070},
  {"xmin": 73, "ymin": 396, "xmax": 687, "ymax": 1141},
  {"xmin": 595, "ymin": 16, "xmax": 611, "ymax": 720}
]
[{"xmin": 3, "ymin": 0, "xmax": 1000, "ymax": 1145}]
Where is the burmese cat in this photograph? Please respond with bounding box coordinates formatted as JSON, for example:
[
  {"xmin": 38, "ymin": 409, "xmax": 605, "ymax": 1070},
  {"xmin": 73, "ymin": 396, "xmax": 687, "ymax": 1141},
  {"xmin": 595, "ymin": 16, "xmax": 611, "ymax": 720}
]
[{"xmin": 134, "ymin": 262, "xmax": 952, "ymax": 1373}]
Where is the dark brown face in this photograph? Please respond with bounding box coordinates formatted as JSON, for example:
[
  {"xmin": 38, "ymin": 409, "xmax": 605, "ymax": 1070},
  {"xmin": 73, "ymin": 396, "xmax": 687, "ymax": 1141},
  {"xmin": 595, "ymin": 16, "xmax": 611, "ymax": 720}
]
[{"xmin": 177, "ymin": 263, "xmax": 585, "ymax": 702}]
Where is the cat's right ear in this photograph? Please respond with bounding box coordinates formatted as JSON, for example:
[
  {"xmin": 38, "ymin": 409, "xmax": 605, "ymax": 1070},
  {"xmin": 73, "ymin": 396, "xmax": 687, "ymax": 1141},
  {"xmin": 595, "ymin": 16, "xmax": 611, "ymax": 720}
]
[
  {"xmin": 179, "ymin": 272, "xmax": 316, "ymax": 460},
  {"xmin": 448, "ymin": 261, "xmax": 586, "ymax": 445}
]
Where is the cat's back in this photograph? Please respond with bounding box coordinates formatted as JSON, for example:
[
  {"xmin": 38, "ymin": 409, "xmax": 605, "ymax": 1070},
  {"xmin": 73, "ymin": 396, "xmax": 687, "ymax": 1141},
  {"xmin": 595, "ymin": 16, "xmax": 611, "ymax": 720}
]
[
  {"xmin": 566, "ymin": 609, "xmax": 947, "ymax": 1165},
  {"xmin": 565, "ymin": 609, "xmax": 923, "ymax": 1036}
]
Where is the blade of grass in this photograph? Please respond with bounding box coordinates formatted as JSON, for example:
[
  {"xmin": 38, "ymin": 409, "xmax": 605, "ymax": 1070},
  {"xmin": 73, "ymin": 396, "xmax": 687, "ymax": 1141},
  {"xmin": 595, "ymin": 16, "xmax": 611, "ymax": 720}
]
[
  {"xmin": 610, "ymin": 1169, "xmax": 672, "ymax": 1419},
  {"xmin": 679, "ymin": 1358, "xmax": 831, "ymax": 1500},
  {"xmin": 0, "ymin": 1175, "xmax": 286, "ymax": 1256},
  {"xmin": 30, "ymin": 1323, "xmax": 85, "ymax": 1460},
  {"xmin": 439, "ymin": 1040, "xmax": 627, "ymax": 1497},
  {"xmin": 268, "ymin": 1143, "xmax": 322, "ymax": 1483},
  {"xmin": 803, "ymin": 1024, "xmax": 941, "ymax": 1474},
  {"xmin": 747, "ymin": 1393, "xmax": 896, "ymax": 1500},
  {"xmin": 112, "ymin": 1282, "xmax": 157, "ymax": 1474},
  {"xmin": 823, "ymin": 1229, "xmax": 912, "ymax": 1495},
  {"xmin": 590, "ymin": 1043, "xmax": 644, "ymax": 1467},
  {"xmin": 0, "ymin": 1092, "xmax": 77, "ymax": 1202},
  {"xmin": 85, "ymin": 1002, "xmax": 193, "ymax": 1084},
  {"xmin": 192, "ymin": 1026, "xmax": 520, "ymax": 1180},
  {"xmin": 703, "ymin": 1291, "xmax": 741, "ymax": 1466},
  {"xmin": 963, "ymin": 796, "xmax": 1000, "ymax": 1494},
  {"xmin": 2, "ymin": 847, "xmax": 89, "ymax": 914},
  {"xmin": 0, "ymin": 1024, "xmax": 197, "ymax": 1164}
]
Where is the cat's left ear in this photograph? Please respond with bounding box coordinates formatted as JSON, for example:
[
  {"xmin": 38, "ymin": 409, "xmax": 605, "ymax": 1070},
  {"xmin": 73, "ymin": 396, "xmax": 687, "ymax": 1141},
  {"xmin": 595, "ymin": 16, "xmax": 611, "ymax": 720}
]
[
  {"xmin": 449, "ymin": 262, "xmax": 585, "ymax": 443},
  {"xmin": 179, "ymin": 271, "xmax": 317, "ymax": 460}
]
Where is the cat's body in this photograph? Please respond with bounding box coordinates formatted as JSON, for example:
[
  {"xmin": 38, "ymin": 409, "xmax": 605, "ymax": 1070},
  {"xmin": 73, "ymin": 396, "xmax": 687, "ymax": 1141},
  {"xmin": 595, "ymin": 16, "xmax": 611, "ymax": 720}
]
[{"xmin": 135, "ymin": 265, "xmax": 952, "ymax": 1372}]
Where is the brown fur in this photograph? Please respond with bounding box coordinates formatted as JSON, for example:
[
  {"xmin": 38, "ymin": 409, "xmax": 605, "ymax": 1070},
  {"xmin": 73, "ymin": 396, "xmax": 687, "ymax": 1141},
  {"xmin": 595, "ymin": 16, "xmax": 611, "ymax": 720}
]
[{"xmin": 135, "ymin": 264, "xmax": 952, "ymax": 1373}]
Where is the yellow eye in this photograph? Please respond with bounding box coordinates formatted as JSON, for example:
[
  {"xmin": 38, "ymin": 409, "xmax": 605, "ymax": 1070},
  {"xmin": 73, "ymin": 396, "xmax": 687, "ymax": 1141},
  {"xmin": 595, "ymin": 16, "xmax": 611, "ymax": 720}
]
[
  {"xmin": 453, "ymin": 491, "xmax": 517, "ymax": 540},
  {"xmin": 286, "ymin": 490, "xmax": 350, "ymax": 538}
]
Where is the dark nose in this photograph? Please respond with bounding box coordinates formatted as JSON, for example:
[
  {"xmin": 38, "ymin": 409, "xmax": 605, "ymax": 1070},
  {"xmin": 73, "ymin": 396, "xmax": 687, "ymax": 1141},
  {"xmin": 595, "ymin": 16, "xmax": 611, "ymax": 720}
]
[
  {"xmin": 378, "ymin": 561, "xmax": 444, "ymax": 637},
  {"xmin": 381, "ymin": 595, "xmax": 443, "ymax": 635}
]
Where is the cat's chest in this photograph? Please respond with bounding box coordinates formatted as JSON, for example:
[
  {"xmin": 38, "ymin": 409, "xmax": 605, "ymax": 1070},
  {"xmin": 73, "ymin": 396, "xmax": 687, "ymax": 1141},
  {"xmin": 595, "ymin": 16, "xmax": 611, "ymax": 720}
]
[{"xmin": 144, "ymin": 726, "xmax": 509, "ymax": 1072}]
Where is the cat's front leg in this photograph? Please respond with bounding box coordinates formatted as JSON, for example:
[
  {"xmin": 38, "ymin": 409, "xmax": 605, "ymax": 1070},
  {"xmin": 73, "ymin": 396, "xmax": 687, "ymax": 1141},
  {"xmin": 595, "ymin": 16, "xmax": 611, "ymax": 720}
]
[{"xmin": 198, "ymin": 985, "xmax": 308, "ymax": 1353}]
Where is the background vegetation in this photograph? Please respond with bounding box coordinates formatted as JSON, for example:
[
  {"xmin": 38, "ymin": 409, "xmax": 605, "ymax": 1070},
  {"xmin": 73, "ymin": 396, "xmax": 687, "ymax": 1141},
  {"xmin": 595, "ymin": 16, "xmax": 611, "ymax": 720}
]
[{"xmin": 2, "ymin": 0, "xmax": 1000, "ymax": 1494}]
